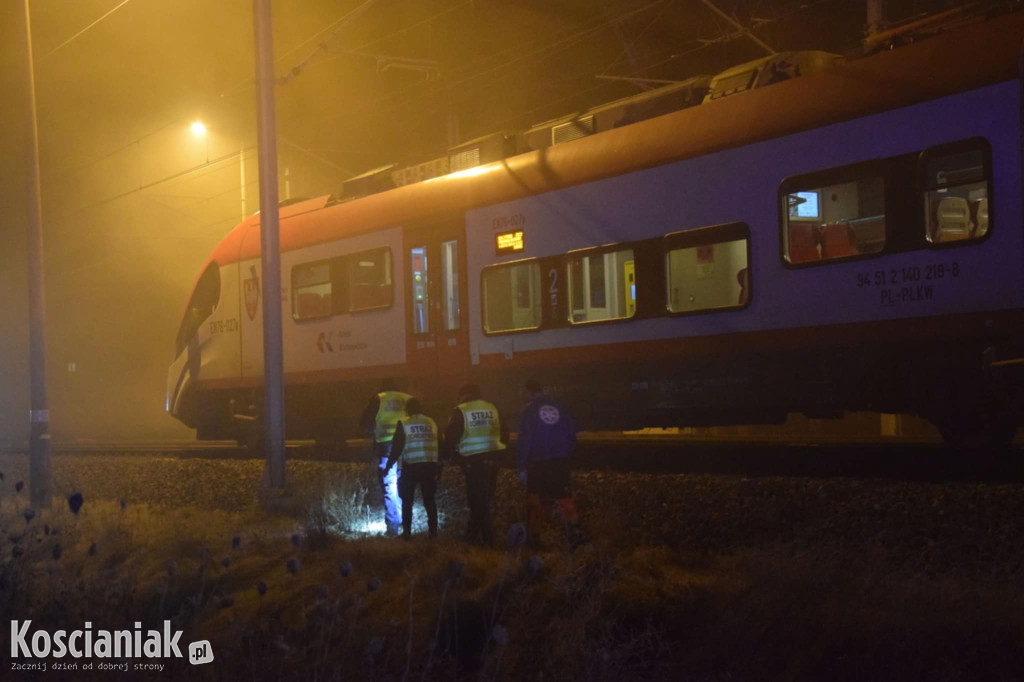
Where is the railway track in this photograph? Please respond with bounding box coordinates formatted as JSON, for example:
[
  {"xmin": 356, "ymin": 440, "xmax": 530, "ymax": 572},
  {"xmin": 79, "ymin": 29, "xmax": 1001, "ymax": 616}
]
[{"xmin": 4, "ymin": 433, "xmax": 1022, "ymax": 483}]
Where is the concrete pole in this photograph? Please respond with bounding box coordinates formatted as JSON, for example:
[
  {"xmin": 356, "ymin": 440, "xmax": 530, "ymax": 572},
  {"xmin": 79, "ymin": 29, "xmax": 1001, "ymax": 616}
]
[
  {"xmin": 253, "ymin": 0, "xmax": 286, "ymax": 489},
  {"xmin": 18, "ymin": 0, "xmax": 51, "ymax": 509}
]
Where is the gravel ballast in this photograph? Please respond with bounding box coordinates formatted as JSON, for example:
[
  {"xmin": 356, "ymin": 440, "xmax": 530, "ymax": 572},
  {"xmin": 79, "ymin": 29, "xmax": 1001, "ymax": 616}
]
[{"xmin": 2, "ymin": 452, "xmax": 1023, "ymax": 576}]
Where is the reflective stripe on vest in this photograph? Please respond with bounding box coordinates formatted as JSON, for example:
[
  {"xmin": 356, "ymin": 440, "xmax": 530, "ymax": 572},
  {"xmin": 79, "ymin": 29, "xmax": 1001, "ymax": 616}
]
[
  {"xmin": 457, "ymin": 400, "xmax": 506, "ymax": 456},
  {"xmin": 400, "ymin": 415, "xmax": 439, "ymax": 465},
  {"xmin": 375, "ymin": 391, "xmax": 412, "ymax": 443}
]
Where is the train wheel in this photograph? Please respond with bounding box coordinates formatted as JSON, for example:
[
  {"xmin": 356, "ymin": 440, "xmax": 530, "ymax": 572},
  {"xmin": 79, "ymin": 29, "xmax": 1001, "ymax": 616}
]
[
  {"xmin": 312, "ymin": 422, "xmax": 349, "ymax": 460},
  {"xmin": 313, "ymin": 437, "xmax": 348, "ymax": 460},
  {"xmin": 936, "ymin": 414, "xmax": 1017, "ymax": 453},
  {"xmin": 236, "ymin": 423, "xmax": 265, "ymax": 451},
  {"xmin": 932, "ymin": 391, "xmax": 1019, "ymax": 453}
]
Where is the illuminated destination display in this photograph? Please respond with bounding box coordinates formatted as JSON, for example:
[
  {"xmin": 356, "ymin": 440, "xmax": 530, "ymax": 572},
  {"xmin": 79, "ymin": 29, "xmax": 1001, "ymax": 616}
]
[{"xmin": 495, "ymin": 230, "xmax": 525, "ymax": 255}]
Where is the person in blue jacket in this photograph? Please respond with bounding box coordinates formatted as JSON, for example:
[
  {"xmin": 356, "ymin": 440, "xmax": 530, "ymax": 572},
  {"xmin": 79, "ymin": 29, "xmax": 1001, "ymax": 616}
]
[{"xmin": 516, "ymin": 379, "xmax": 583, "ymax": 547}]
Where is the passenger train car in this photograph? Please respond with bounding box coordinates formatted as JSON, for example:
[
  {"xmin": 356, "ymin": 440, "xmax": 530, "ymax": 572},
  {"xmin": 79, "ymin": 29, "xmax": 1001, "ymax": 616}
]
[{"xmin": 167, "ymin": 11, "xmax": 1024, "ymax": 449}]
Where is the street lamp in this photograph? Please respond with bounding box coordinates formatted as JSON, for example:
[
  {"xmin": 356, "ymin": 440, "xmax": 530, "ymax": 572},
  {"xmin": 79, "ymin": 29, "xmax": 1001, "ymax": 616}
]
[
  {"xmin": 189, "ymin": 120, "xmax": 247, "ymax": 222},
  {"xmin": 190, "ymin": 120, "xmax": 208, "ymax": 165}
]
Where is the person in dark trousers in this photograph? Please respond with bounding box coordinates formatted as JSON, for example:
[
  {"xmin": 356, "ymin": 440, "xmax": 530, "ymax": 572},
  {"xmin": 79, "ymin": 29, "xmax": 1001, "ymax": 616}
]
[
  {"xmin": 384, "ymin": 398, "xmax": 440, "ymax": 540},
  {"xmin": 517, "ymin": 379, "xmax": 583, "ymax": 547},
  {"xmin": 442, "ymin": 383, "xmax": 507, "ymax": 546},
  {"xmin": 359, "ymin": 379, "xmax": 411, "ymax": 536}
]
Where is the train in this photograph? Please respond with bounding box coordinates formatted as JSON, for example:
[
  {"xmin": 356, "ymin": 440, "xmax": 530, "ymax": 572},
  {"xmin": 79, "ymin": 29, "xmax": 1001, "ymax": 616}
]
[{"xmin": 167, "ymin": 9, "xmax": 1024, "ymax": 451}]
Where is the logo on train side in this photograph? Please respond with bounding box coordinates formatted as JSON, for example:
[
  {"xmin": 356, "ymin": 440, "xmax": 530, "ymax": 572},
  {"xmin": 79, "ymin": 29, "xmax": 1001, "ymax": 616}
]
[{"xmin": 244, "ymin": 265, "xmax": 261, "ymax": 321}]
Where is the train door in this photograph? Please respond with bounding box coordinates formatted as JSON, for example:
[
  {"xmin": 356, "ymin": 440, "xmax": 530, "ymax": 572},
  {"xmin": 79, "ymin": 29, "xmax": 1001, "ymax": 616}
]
[
  {"xmin": 623, "ymin": 260, "xmax": 636, "ymax": 317},
  {"xmin": 403, "ymin": 222, "xmax": 469, "ymax": 404}
]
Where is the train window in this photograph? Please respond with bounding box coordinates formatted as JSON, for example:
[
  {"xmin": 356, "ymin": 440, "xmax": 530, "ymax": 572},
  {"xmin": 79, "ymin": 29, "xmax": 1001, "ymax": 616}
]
[
  {"xmin": 345, "ymin": 247, "xmax": 392, "ymax": 312},
  {"xmin": 780, "ymin": 166, "xmax": 886, "ymax": 265},
  {"xmin": 442, "ymin": 240, "xmax": 461, "ymax": 330},
  {"xmin": 175, "ymin": 261, "xmax": 220, "ymax": 355},
  {"xmin": 292, "ymin": 260, "xmax": 333, "ymax": 321},
  {"xmin": 921, "ymin": 138, "xmax": 991, "ymax": 245},
  {"xmin": 481, "ymin": 260, "xmax": 542, "ymax": 333},
  {"xmin": 567, "ymin": 248, "xmax": 636, "ymax": 324},
  {"xmin": 664, "ymin": 222, "xmax": 750, "ymax": 314},
  {"xmin": 410, "ymin": 246, "xmax": 429, "ymax": 333}
]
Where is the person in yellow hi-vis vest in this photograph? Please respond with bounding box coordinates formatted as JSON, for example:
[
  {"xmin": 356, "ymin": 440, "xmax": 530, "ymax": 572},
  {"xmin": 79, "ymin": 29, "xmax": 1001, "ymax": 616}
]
[
  {"xmin": 383, "ymin": 398, "xmax": 439, "ymax": 540},
  {"xmin": 442, "ymin": 383, "xmax": 508, "ymax": 546},
  {"xmin": 359, "ymin": 379, "xmax": 411, "ymax": 535}
]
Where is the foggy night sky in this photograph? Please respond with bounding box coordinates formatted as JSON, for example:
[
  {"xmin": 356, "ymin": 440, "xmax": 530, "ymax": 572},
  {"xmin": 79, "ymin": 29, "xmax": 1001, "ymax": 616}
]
[{"xmin": 0, "ymin": 1, "xmax": 941, "ymax": 445}]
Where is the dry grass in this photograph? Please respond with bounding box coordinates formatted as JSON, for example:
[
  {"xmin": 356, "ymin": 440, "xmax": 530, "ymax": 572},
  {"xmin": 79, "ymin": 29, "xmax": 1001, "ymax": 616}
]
[{"xmin": 2, "ymin": 454, "xmax": 1024, "ymax": 680}]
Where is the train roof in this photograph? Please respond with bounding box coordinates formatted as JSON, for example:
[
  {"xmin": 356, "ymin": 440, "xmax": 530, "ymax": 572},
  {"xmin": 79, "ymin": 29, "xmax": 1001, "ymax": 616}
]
[
  {"xmin": 208, "ymin": 9, "xmax": 1024, "ymax": 269},
  {"xmin": 522, "ymin": 74, "xmax": 713, "ymax": 134}
]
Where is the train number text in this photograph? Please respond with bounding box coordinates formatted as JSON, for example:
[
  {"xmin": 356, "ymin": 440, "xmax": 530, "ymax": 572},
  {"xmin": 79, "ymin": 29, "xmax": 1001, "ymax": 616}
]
[
  {"xmin": 209, "ymin": 318, "xmax": 239, "ymax": 335},
  {"xmin": 856, "ymin": 262, "xmax": 960, "ymax": 289},
  {"xmin": 492, "ymin": 213, "xmax": 526, "ymax": 231}
]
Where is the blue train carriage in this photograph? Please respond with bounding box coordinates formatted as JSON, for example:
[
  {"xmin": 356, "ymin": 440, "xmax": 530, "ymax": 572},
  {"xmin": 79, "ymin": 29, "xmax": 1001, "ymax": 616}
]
[
  {"xmin": 464, "ymin": 12, "xmax": 1024, "ymax": 450},
  {"xmin": 166, "ymin": 10, "xmax": 1024, "ymax": 450}
]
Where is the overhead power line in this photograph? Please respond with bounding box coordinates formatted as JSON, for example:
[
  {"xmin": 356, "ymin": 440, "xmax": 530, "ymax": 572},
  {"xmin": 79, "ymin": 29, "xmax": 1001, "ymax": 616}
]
[
  {"xmin": 41, "ymin": 0, "xmax": 826, "ymax": 212},
  {"xmin": 39, "ymin": 0, "xmax": 135, "ymax": 62},
  {"xmin": 699, "ymin": 0, "xmax": 776, "ymax": 55},
  {"xmin": 349, "ymin": 0, "xmax": 667, "ymax": 123},
  {"xmin": 51, "ymin": 0, "xmax": 477, "ymax": 183},
  {"xmin": 275, "ymin": 0, "xmax": 382, "ymax": 87}
]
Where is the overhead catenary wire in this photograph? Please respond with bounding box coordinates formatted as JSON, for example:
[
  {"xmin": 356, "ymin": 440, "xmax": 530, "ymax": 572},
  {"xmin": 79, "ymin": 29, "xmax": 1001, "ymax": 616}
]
[
  {"xmin": 47, "ymin": 134, "xmax": 349, "ymax": 225},
  {"xmin": 699, "ymin": 0, "xmax": 776, "ymax": 55},
  {"xmin": 49, "ymin": 149, "xmax": 245, "ymax": 221},
  {"xmin": 51, "ymin": 0, "xmax": 475, "ymax": 188},
  {"xmin": 347, "ymin": 0, "xmax": 667, "ymax": 118},
  {"xmin": 44, "ymin": 1, "xmax": 710, "ymax": 230},
  {"xmin": 217, "ymin": 0, "xmax": 476, "ymax": 98},
  {"xmin": 476, "ymin": 0, "xmax": 848, "ymax": 136},
  {"xmin": 41, "ymin": 0, "xmax": 841, "ymax": 225},
  {"xmin": 598, "ymin": 2, "xmax": 673, "ymax": 82},
  {"xmin": 38, "ymin": 0, "xmax": 135, "ymax": 62},
  {"xmin": 51, "ymin": 0, "xmax": 652, "ymax": 192},
  {"xmin": 280, "ymin": 0, "xmax": 673, "ymax": 158},
  {"xmin": 274, "ymin": 0, "xmax": 382, "ymax": 87}
]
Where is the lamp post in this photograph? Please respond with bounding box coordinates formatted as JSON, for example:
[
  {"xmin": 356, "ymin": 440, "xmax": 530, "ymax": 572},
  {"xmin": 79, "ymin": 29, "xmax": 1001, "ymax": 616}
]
[{"xmin": 189, "ymin": 121, "xmax": 248, "ymax": 222}]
